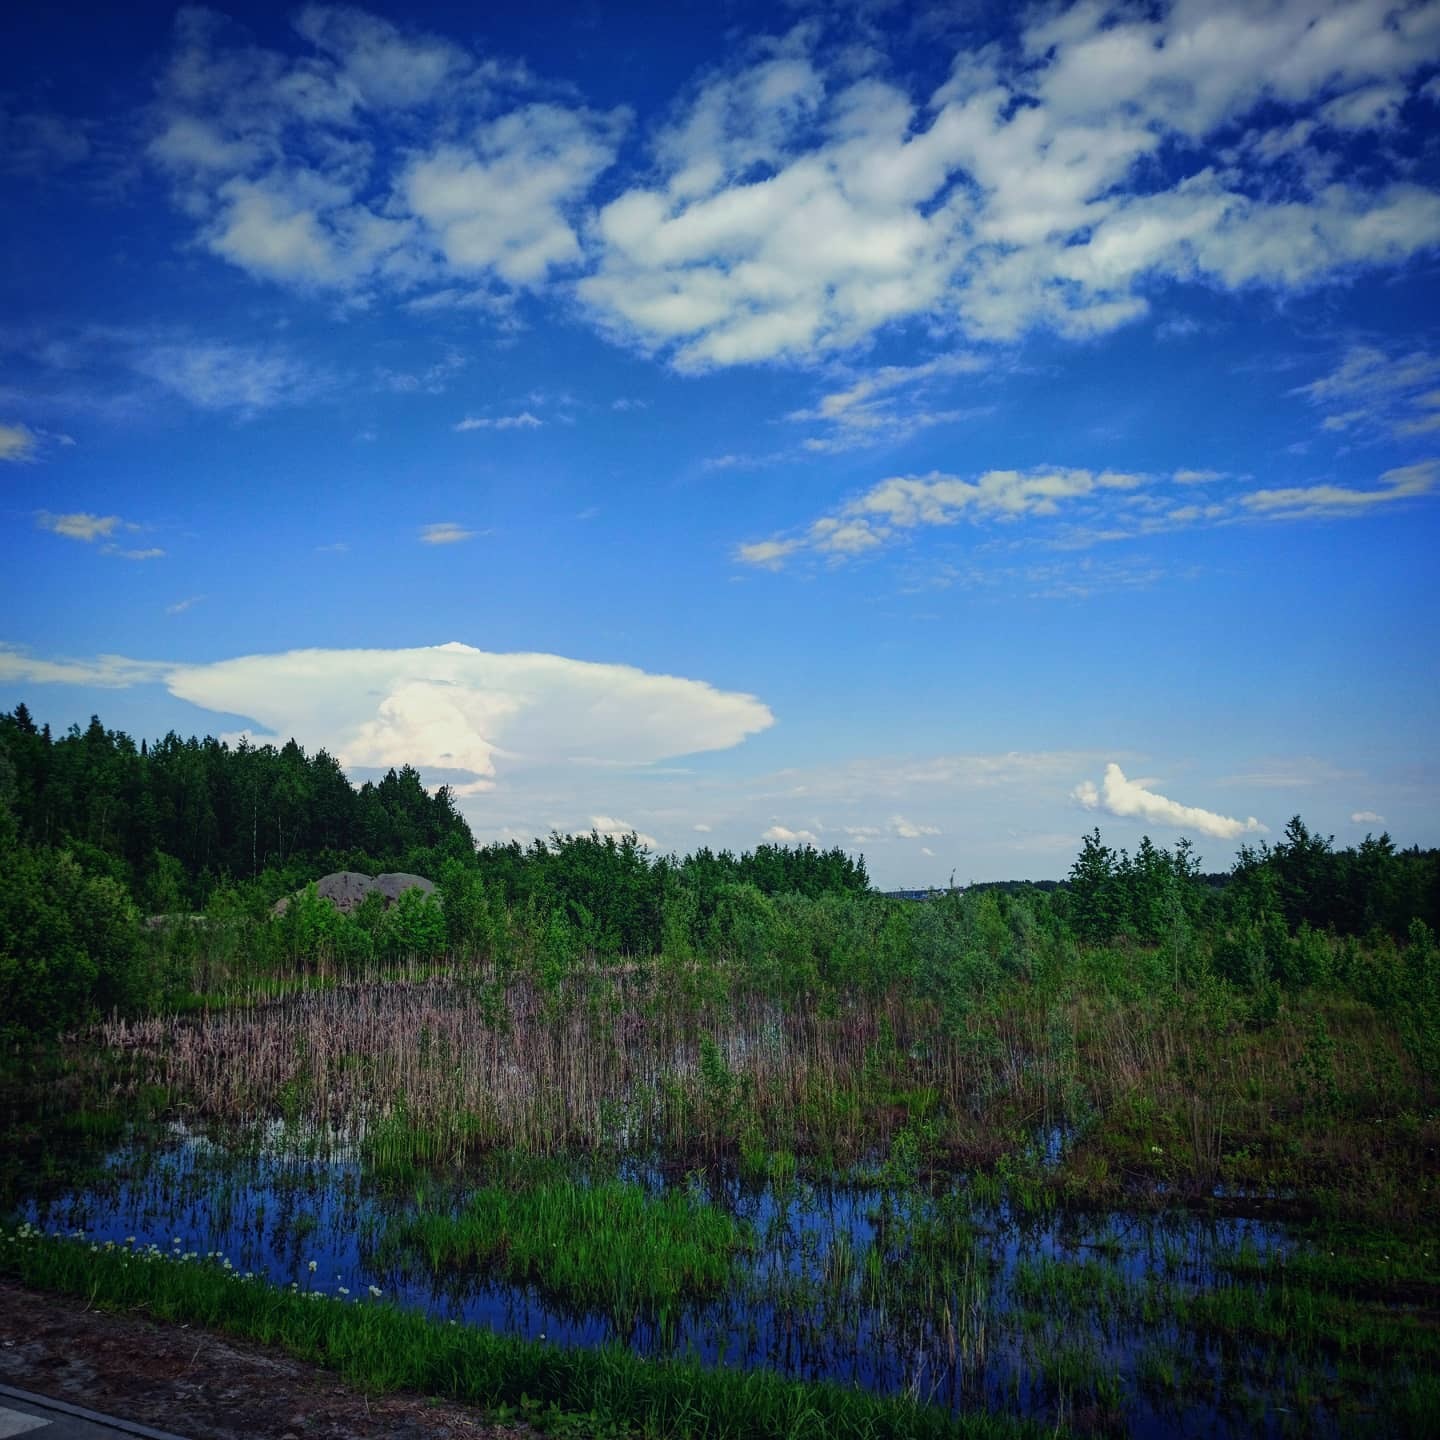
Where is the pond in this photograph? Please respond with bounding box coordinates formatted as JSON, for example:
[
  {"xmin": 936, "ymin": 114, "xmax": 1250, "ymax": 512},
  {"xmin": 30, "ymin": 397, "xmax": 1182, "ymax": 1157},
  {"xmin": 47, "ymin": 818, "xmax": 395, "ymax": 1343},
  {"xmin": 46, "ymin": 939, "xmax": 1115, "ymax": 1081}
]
[{"xmin": 16, "ymin": 1114, "xmax": 1420, "ymax": 1438}]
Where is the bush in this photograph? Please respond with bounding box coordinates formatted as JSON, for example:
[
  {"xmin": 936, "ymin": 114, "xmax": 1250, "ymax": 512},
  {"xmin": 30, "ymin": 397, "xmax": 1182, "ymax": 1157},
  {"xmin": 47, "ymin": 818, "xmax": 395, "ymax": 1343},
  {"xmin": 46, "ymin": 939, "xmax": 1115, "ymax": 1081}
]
[{"xmin": 0, "ymin": 805, "xmax": 145, "ymax": 1037}]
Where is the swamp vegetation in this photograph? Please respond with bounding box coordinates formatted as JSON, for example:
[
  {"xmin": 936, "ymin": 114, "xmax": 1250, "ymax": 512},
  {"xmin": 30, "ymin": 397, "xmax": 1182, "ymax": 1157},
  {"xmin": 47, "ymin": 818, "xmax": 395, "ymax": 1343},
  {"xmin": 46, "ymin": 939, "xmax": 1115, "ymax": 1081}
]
[{"xmin": 2, "ymin": 706, "xmax": 1439, "ymax": 1437}]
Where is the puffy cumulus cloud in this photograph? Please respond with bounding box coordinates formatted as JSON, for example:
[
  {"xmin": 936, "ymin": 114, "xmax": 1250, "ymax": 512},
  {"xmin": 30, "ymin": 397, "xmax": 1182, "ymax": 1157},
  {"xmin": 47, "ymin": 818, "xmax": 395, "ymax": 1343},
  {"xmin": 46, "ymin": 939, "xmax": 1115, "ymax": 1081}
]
[
  {"xmin": 762, "ymin": 823, "xmax": 819, "ymax": 844},
  {"xmin": 1241, "ymin": 459, "xmax": 1438, "ymax": 517},
  {"xmin": 0, "ymin": 422, "xmax": 38, "ymax": 461},
  {"xmin": 146, "ymin": 5, "xmax": 622, "ymax": 299},
  {"xmin": 1073, "ymin": 762, "xmax": 1266, "ymax": 840},
  {"xmin": 580, "ymin": 1, "xmax": 1440, "ymax": 366},
  {"xmin": 1293, "ymin": 345, "xmax": 1440, "ymax": 438},
  {"xmin": 890, "ymin": 814, "xmax": 941, "ymax": 839},
  {"xmin": 402, "ymin": 104, "xmax": 627, "ymax": 287},
  {"xmin": 1351, "ymin": 809, "xmax": 1386, "ymax": 824},
  {"xmin": 132, "ymin": 2, "xmax": 1440, "ymax": 357},
  {"xmin": 737, "ymin": 466, "xmax": 1149, "ymax": 566}
]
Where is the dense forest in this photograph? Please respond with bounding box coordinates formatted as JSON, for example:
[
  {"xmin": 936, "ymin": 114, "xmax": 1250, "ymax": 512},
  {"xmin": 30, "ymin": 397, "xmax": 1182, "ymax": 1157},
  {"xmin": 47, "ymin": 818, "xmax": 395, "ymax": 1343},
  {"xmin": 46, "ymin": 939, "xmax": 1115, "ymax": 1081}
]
[{"xmin": 1, "ymin": 702, "xmax": 1437, "ymax": 1039}]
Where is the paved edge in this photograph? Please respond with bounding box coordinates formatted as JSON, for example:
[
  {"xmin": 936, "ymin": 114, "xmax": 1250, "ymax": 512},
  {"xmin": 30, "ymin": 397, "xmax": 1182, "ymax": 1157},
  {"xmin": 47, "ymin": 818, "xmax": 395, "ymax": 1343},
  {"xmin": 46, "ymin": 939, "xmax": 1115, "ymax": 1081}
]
[{"xmin": 0, "ymin": 1385, "xmax": 192, "ymax": 1440}]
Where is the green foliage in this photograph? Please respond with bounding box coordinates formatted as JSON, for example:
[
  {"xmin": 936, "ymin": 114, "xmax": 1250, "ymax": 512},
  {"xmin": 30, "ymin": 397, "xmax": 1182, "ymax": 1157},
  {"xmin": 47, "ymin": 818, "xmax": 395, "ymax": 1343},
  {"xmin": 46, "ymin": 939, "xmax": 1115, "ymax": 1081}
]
[
  {"xmin": 0, "ymin": 801, "xmax": 146, "ymax": 1037},
  {"xmin": 379, "ymin": 885, "xmax": 447, "ymax": 960}
]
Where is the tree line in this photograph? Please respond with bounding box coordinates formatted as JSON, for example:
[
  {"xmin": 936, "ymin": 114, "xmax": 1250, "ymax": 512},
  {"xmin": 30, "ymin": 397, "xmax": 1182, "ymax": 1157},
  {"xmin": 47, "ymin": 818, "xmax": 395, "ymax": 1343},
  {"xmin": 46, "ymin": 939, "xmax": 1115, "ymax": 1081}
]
[{"xmin": 2, "ymin": 703, "xmax": 1437, "ymax": 1041}]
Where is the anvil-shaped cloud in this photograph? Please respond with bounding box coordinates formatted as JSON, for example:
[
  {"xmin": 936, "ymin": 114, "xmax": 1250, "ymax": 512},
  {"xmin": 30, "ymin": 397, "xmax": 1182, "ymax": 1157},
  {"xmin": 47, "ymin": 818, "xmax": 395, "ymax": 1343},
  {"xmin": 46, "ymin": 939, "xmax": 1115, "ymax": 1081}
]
[{"xmin": 0, "ymin": 641, "xmax": 775, "ymax": 783}]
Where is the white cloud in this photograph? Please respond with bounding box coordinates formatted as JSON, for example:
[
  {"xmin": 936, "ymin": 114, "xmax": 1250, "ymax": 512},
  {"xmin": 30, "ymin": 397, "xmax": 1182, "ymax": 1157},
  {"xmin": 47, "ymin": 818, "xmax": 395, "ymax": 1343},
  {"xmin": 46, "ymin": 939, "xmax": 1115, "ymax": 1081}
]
[
  {"xmin": 108, "ymin": 546, "xmax": 166, "ymax": 561},
  {"xmin": 588, "ymin": 815, "xmax": 659, "ymax": 849},
  {"xmin": 762, "ymin": 824, "xmax": 819, "ymax": 845},
  {"xmin": 166, "ymin": 596, "xmax": 205, "ymax": 614},
  {"xmin": 129, "ymin": 4, "xmax": 1440, "ymax": 361},
  {"xmin": 403, "ymin": 104, "xmax": 626, "ymax": 286},
  {"xmin": 147, "ymin": 7, "xmax": 619, "ymax": 299},
  {"xmin": 1073, "ymin": 762, "xmax": 1266, "ymax": 840},
  {"xmin": 36, "ymin": 511, "xmax": 122, "ymax": 542},
  {"xmin": 454, "ymin": 412, "xmax": 543, "ymax": 431},
  {"xmin": 890, "ymin": 814, "xmax": 941, "ymax": 839},
  {"xmin": 0, "ymin": 641, "xmax": 774, "ymax": 808},
  {"xmin": 419, "ymin": 522, "xmax": 477, "ymax": 544},
  {"xmin": 138, "ymin": 641, "xmax": 769, "ymax": 781},
  {"xmin": 1351, "ymin": 809, "xmax": 1386, "ymax": 824},
  {"xmin": 0, "ymin": 422, "xmax": 38, "ymax": 462},
  {"xmin": 1242, "ymin": 460, "xmax": 1438, "ymax": 517},
  {"xmin": 1293, "ymin": 345, "xmax": 1440, "ymax": 439},
  {"xmin": 581, "ymin": 2, "xmax": 1440, "ymax": 366},
  {"xmin": 738, "ymin": 466, "xmax": 1149, "ymax": 566}
]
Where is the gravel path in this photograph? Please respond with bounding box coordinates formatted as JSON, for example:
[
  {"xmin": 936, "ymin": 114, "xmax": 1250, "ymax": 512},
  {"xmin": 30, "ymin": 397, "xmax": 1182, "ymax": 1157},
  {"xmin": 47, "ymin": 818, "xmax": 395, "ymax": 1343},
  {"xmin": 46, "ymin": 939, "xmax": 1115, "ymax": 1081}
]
[{"xmin": 0, "ymin": 1285, "xmax": 535, "ymax": 1440}]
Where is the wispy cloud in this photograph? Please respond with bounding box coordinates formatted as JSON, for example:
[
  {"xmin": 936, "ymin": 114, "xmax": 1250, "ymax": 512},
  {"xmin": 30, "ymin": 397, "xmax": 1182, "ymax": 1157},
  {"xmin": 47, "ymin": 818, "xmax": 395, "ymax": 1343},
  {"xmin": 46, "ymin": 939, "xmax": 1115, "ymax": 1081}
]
[
  {"xmin": 0, "ymin": 644, "xmax": 171, "ymax": 689},
  {"xmin": 1241, "ymin": 460, "xmax": 1437, "ymax": 518},
  {"xmin": 1294, "ymin": 346, "xmax": 1440, "ymax": 439},
  {"xmin": 1073, "ymin": 762, "xmax": 1265, "ymax": 840},
  {"xmin": 166, "ymin": 595, "xmax": 205, "ymax": 614},
  {"xmin": 787, "ymin": 354, "xmax": 991, "ymax": 451},
  {"xmin": 375, "ymin": 348, "xmax": 466, "ymax": 395},
  {"xmin": 419, "ymin": 521, "xmax": 478, "ymax": 544},
  {"xmin": 1351, "ymin": 809, "xmax": 1386, "ymax": 824},
  {"xmin": 133, "ymin": 340, "xmax": 332, "ymax": 414},
  {"xmin": 454, "ymin": 411, "xmax": 543, "ymax": 432}
]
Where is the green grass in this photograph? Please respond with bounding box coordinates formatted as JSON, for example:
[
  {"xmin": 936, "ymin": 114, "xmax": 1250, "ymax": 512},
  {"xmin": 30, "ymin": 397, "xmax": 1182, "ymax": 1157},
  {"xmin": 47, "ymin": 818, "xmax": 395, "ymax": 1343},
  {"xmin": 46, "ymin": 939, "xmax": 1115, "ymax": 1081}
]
[
  {"xmin": 0, "ymin": 1224, "xmax": 1047, "ymax": 1440},
  {"xmin": 388, "ymin": 1177, "xmax": 749, "ymax": 1325}
]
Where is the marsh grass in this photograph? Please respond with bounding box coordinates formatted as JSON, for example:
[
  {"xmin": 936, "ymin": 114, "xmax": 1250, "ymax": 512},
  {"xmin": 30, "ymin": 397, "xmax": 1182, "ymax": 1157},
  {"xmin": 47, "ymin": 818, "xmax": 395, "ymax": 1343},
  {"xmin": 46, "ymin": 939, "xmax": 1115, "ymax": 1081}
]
[
  {"xmin": 91, "ymin": 951, "xmax": 1435, "ymax": 1226},
  {"xmin": 388, "ymin": 1176, "xmax": 750, "ymax": 1327}
]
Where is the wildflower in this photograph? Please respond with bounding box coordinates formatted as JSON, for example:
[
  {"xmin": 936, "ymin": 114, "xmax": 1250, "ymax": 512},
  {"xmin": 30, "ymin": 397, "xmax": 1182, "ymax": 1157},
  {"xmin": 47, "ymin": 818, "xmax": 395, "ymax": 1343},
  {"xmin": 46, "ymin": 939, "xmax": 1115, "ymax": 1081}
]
[
  {"xmin": 308, "ymin": 1260, "xmax": 318, "ymax": 1273},
  {"xmin": 338, "ymin": 1287, "xmax": 350, "ymax": 1296},
  {"xmin": 368, "ymin": 1285, "xmax": 382, "ymax": 1298}
]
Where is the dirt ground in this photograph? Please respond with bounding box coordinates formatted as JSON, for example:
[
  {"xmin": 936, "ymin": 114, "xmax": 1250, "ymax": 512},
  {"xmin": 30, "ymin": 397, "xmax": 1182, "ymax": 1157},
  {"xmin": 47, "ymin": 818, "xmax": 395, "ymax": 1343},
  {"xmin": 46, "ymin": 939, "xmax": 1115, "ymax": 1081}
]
[{"xmin": 0, "ymin": 1283, "xmax": 533, "ymax": 1440}]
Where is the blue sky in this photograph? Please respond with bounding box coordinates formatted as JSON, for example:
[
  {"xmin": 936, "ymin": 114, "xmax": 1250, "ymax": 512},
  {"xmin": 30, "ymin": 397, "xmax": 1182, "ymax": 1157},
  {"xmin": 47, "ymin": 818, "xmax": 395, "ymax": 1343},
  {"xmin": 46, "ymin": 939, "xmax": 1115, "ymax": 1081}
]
[{"xmin": 3, "ymin": 0, "xmax": 1438, "ymax": 884}]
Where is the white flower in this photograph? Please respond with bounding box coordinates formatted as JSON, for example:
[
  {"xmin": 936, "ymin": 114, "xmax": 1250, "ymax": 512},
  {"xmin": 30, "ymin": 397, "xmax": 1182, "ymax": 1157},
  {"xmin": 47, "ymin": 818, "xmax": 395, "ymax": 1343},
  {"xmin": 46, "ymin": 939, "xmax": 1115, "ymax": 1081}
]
[
  {"xmin": 368, "ymin": 1285, "xmax": 382, "ymax": 1298},
  {"xmin": 307, "ymin": 1260, "xmax": 318, "ymax": 1273}
]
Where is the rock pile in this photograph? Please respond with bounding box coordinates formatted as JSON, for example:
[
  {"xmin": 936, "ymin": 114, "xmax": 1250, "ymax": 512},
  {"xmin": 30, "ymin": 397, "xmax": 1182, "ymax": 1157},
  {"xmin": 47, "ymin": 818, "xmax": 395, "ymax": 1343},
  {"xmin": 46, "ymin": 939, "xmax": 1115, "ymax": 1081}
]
[{"xmin": 271, "ymin": 871, "xmax": 436, "ymax": 917}]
